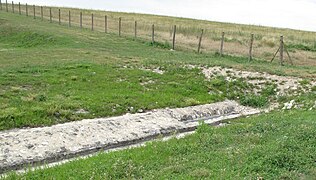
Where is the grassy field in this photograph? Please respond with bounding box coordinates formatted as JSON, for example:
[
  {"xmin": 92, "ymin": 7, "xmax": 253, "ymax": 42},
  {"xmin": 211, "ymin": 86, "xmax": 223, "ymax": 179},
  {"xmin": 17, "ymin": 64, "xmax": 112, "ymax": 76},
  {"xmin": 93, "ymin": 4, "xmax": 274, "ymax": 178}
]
[
  {"xmin": 1, "ymin": 8, "xmax": 316, "ymax": 179},
  {"xmin": 3, "ymin": 3, "xmax": 316, "ymax": 66},
  {"xmin": 1, "ymin": 10, "xmax": 315, "ymax": 131},
  {"xmin": 5, "ymin": 110, "xmax": 316, "ymax": 179}
]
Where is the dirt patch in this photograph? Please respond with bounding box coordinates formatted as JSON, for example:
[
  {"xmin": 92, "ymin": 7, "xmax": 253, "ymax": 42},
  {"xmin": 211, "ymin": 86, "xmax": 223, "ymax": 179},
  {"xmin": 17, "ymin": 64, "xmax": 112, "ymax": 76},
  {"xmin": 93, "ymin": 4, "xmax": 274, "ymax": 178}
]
[
  {"xmin": 140, "ymin": 67, "xmax": 165, "ymax": 74},
  {"xmin": 200, "ymin": 66, "xmax": 315, "ymax": 96}
]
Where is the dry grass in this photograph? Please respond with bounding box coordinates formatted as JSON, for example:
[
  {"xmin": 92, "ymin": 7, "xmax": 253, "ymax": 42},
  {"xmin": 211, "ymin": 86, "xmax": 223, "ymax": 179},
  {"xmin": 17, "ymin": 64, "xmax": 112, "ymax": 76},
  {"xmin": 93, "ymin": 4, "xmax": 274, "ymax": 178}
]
[{"xmin": 5, "ymin": 3, "xmax": 316, "ymax": 66}]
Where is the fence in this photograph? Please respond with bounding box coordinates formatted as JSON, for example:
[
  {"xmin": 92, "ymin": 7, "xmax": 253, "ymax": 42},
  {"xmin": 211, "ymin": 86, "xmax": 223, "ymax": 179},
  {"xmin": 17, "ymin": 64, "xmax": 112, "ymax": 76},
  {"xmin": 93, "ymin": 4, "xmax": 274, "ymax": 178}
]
[{"xmin": 1, "ymin": 1, "xmax": 316, "ymax": 66}]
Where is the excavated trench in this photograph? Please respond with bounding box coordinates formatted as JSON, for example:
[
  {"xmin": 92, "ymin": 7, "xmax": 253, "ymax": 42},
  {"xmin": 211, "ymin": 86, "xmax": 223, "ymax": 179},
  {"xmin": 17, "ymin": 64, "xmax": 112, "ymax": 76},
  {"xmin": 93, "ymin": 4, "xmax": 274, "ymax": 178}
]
[{"xmin": 0, "ymin": 100, "xmax": 260, "ymax": 174}]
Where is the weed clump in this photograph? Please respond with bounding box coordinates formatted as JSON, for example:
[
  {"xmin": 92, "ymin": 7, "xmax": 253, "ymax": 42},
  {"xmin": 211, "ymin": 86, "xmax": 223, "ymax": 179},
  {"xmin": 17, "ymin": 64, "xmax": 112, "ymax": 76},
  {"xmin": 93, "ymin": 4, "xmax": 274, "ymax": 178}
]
[{"xmin": 240, "ymin": 95, "xmax": 268, "ymax": 108}]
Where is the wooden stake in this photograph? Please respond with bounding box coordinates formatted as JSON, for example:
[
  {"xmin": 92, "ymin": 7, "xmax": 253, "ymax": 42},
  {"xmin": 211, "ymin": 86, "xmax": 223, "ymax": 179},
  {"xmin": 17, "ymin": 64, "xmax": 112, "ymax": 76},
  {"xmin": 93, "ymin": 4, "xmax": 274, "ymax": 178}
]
[
  {"xmin": 91, "ymin": 13, "xmax": 94, "ymax": 31},
  {"xmin": 5, "ymin": 0, "xmax": 7, "ymax": 12},
  {"xmin": 285, "ymin": 46, "xmax": 293, "ymax": 65},
  {"xmin": 80, "ymin": 12, "xmax": 82, "ymax": 28},
  {"xmin": 172, "ymin": 25, "xmax": 176, "ymax": 50},
  {"xmin": 68, "ymin": 10, "xmax": 71, "ymax": 27},
  {"xmin": 271, "ymin": 47, "xmax": 280, "ymax": 63},
  {"xmin": 152, "ymin": 24, "xmax": 155, "ymax": 45},
  {"xmin": 134, "ymin": 21, "xmax": 137, "ymax": 39},
  {"xmin": 58, "ymin": 9, "xmax": 61, "ymax": 25},
  {"xmin": 19, "ymin": 2, "xmax": 21, "ymax": 15},
  {"xmin": 104, "ymin": 15, "xmax": 107, "ymax": 33},
  {"xmin": 118, "ymin": 17, "xmax": 122, "ymax": 36},
  {"xmin": 25, "ymin": 3, "xmax": 27, "ymax": 16},
  {"xmin": 11, "ymin": 1, "xmax": 14, "ymax": 13},
  {"xmin": 33, "ymin": 5, "xmax": 35, "ymax": 19},
  {"xmin": 197, "ymin": 29, "xmax": 204, "ymax": 53},
  {"xmin": 220, "ymin": 32, "xmax": 225, "ymax": 56},
  {"xmin": 40, "ymin": 6, "xmax": 43, "ymax": 20},
  {"xmin": 0, "ymin": 0, "xmax": 2, "ymax": 11},
  {"xmin": 280, "ymin": 35, "xmax": 284, "ymax": 66},
  {"xmin": 49, "ymin": 7, "xmax": 52, "ymax": 23},
  {"xmin": 249, "ymin": 33, "xmax": 254, "ymax": 61}
]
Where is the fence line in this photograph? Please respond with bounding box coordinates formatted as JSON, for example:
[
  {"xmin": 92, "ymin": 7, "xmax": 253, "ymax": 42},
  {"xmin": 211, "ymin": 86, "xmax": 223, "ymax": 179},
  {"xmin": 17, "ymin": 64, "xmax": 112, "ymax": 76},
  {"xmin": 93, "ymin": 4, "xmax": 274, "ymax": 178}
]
[{"xmin": 2, "ymin": 2, "xmax": 314, "ymax": 66}]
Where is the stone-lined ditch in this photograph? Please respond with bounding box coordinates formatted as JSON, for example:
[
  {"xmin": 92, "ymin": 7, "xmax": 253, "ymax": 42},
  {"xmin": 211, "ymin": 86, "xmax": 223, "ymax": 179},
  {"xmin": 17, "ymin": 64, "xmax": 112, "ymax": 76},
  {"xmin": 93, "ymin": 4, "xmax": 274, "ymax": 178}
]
[{"xmin": 0, "ymin": 100, "xmax": 259, "ymax": 174}]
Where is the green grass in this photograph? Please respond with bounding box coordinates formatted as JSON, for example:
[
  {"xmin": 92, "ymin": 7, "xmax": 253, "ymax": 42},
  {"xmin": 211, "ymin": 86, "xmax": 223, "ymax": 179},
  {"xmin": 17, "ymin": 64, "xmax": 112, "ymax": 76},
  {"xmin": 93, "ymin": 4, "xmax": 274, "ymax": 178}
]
[
  {"xmin": 0, "ymin": 11, "xmax": 316, "ymax": 130},
  {"xmin": 1, "ymin": 7, "xmax": 316, "ymax": 180},
  {"xmin": 5, "ymin": 110, "xmax": 316, "ymax": 179}
]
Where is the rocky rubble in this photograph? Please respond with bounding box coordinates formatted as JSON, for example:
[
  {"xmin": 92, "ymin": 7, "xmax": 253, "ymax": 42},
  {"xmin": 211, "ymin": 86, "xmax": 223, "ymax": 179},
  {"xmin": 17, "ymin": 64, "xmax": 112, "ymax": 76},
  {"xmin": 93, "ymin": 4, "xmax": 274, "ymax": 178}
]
[{"xmin": 0, "ymin": 100, "xmax": 259, "ymax": 173}]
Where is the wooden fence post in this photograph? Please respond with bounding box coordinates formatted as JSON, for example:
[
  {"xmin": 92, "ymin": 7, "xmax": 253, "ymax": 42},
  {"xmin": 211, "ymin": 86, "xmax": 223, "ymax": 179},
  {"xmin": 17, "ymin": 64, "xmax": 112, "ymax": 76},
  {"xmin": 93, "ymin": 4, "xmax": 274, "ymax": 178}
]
[
  {"xmin": 11, "ymin": 1, "xmax": 14, "ymax": 13},
  {"xmin": 280, "ymin": 35, "xmax": 284, "ymax": 66},
  {"xmin": 249, "ymin": 33, "xmax": 254, "ymax": 61},
  {"xmin": 172, "ymin": 25, "xmax": 176, "ymax": 50},
  {"xmin": 118, "ymin": 17, "xmax": 121, "ymax": 36},
  {"xmin": 40, "ymin": 6, "xmax": 43, "ymax": 20},
  {"xmin": 6, "ymin": 0, "xmax": 8, "ymax": 12},
  {"xmin": 220, "ymin": 32, "xmax": 225, "ymax": 56},
  {"xmin": 197, "ymin": 29, "xmax": 204, "ymax": 53},
  {"xmin": 0, "ymin": 0, "xmax": 2, "ymax": 11},
  {"xmin": 134, "ymin": 21, "xmax": 137, "ymax": 39},
  {"xmin": 152, "ymin": 24, "xmax": 155, "ymax": 45},
  {"xmin": 33, "ymin": 5, "xmax": 35, "ymax": 19},
  {"xmin": 80, "ymin": 12, "xmax": 82, "ymax": 28},
  {"xmin": 18, "ymin": 2, "xmax": 21, "ymax": 15},
  {"xmin": 58, "ymin": 9, "xmax": 60, "ymax": 25},
  {"xmin": 49, "ymin": 7, "xmax": 52, "ymax": 23},
  {"xmin": 25, "ymin": 3, "xmax": 27, "ymax": 16},
  {"xmin": 91, "ymin": 13, "xmax": 94, "ymax": 31},
  {"xmin": 104, "ymin": 15, "xmax": 107, "ymax": 33},
  {"xmin": 68, "ymin": 10, "xmax": 71, "ymax": 27}
]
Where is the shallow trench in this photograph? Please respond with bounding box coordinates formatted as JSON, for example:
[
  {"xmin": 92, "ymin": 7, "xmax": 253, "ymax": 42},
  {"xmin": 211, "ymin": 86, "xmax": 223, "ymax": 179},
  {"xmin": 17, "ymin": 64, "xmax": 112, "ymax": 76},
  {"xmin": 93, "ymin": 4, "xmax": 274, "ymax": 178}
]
[{"xmin": 0, "ymin": 100, "xmax": 260, "ymax": 174}]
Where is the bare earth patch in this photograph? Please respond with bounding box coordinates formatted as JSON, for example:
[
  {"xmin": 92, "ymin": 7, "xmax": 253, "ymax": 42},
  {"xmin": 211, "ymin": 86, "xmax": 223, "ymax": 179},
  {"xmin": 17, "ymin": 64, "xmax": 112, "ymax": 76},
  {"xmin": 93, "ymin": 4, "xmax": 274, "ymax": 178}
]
[{"xmin": 201, "ymin": 66, "xmax": 316, "ymax": 96}]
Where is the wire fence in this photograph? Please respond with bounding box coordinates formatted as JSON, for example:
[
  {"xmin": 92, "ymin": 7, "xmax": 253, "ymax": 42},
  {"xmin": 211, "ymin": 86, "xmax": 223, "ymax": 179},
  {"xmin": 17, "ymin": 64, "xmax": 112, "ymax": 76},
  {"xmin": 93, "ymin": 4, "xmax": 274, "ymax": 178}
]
[{"xmin": 1, "ymin": 1, "xmax": 316, "ymax": 66}]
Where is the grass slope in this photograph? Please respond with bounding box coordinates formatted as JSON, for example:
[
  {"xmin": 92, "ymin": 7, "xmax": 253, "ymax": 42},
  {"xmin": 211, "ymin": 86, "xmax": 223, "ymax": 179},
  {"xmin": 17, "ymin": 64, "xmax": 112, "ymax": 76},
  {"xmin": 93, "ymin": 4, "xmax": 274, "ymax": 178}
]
[
  {"xmin": 0, "ymin": 11, "xmax": 316, "ymax": 130},
  {"xmin": 5, "ymin": 110, "xmax": 316, "ymax": 179}
]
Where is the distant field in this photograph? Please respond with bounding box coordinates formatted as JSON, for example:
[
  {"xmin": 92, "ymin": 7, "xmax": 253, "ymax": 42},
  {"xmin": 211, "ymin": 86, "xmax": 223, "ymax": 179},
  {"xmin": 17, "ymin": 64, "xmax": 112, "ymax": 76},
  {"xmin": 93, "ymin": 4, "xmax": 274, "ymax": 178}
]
[{"xmin": 2, "ymin": 3, "xmax": 316, "ymax": 66}]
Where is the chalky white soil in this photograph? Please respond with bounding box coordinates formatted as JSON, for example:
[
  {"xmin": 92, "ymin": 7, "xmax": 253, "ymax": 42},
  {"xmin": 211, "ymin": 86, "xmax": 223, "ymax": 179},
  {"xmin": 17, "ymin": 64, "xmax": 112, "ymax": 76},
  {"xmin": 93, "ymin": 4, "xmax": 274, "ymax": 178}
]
[
  {"xmin": 0, "ymin": 100, "xmax": 259, "ymax": 173},
  {"xmin": 201, "ymin": 66, "xmax": 315, "ymax": 95}
]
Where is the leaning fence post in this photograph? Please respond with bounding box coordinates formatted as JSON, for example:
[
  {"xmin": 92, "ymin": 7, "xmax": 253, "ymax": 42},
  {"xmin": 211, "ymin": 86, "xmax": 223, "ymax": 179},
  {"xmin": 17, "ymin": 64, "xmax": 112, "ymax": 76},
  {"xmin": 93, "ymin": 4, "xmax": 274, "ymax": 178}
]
[
  {"xmin": 197, "ymin": 29, "xmax": 204, "ymax": 53},
  {"xmin": 91, "ymin": 13, "xmax": 94, "ymax": 31},
  {"xmin": 134, "ymin": 21, "xmax": 137, "ymax": 39},
  {"xmin": 280, "ymin": 35, "xmax": 284, "ymax": 66},
  {"xmin": 80, "ymin": 12, "xmax": 82, "ymax": 28},
  {"xmin": 25, "ymin": 3, "xmax": 27, "ymax": 16},
  {"xmin": 104, "ymin": 15, "xmax": 107, "ymax": 33},
  {"xmin": 33, "ymin": 5, "xmax": 35, "ymax": 19},
  {"xmin": 58, "ymin": 9, "xmax": 61, "ymax": 24},
  {"xmin": 249, "ymin": 33, "xmax": 254, "ymax": 61},
  {"xmin": 118, "ymin": 17, "xmax": 122, "ymax": 36},
  {"xmin": 68, "ymin": 10, "xmax": 71, "ymax": 27},
  {"xmin": 11, "ymin": 1, "xmax": 14, "ymax": 13},
  {"xmin": 49, "ymin": 7, "xmax": 52, "ymax": 22},
  {"xmin": 172, "ymin": 25, "xmax": 176, "ymax": 50},
  {"xmin": 152, "ymin": 24, "xmax": 155, "ymax": 45},
  {"xmin": 220, "ymin": 32, "xmax": 225, "ymax": 56}
]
